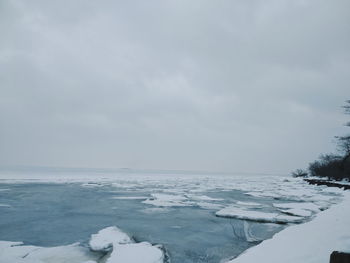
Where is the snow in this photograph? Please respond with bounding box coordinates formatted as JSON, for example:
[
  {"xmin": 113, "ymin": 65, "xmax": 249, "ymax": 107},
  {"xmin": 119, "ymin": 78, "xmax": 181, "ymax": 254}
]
[
  {"xmin": 227, "ymin": 191, "xmax": 350, "ymax": 263},
  {"xmin": 216, "ymin": 207, "xmax": 304, "ymax": 223}
]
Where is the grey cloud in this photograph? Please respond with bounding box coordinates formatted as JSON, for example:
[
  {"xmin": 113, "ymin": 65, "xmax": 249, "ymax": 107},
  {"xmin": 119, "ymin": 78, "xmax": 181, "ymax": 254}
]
[{"xmin": 0, "ymin": 0, "xmax": 349, "ymax": 173}]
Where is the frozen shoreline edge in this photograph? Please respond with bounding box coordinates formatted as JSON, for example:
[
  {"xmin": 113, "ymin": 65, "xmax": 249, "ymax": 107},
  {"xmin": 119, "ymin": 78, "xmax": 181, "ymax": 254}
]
[{"xmin": 227, "ymin": 190, "xmax": 350, "ymax": 263}]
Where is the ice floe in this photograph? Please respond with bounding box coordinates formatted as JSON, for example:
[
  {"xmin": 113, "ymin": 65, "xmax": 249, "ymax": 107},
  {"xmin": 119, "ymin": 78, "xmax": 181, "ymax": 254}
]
[
  {"xmin": 0, "ymin": 241, "xmax": 101, "ymax": 263},
  {"xmin": 272, "ymin": 202, "xmax": 320, "ymax": 212},
  {"xmin": 279, "ymin": 208, "xmax": 312, "ymax": 217},
  {"xmin": 142, "ymin": 193, "xmax": 193, "ymax": 207},
  {"xmin": 112, "ymin": 196, "xmax": 149, "ymax": 200},
  {"xmin": 245, "ymin": 192, "xmax": 281, "ymax": 199},
  {"xmin": 236, "ymin": 201, "xmax": 262, "ymax": 207},
  {"xmin": 216, "ymin": 207, "xmax": 304, "ymax": 223},
  {"xmin": 196, "ymin": 202, "xmax": 224, "ymax": 209},
  {"xmin": 105, "ymin": 242, "xmax": 164, "ymax": 263},
  {"xmin": 185, "ymin": 194, "xmax": 224, "ymax": 201}
]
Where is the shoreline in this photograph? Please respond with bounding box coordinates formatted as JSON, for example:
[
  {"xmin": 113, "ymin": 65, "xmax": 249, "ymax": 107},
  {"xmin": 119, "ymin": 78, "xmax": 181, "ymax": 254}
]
[
  {"xmin": 227, "ymin": 190, "xmax": 350, "ymax": 263},
  {"xmin": 304, "ymin": 178, "xmax": 350, "ymax": 190}
]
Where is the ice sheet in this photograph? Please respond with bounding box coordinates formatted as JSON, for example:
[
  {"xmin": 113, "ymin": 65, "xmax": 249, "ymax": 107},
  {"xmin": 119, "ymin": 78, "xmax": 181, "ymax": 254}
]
[{"xmin": 216, "ymin": 207, "xmax": 303, "ymax": 223}]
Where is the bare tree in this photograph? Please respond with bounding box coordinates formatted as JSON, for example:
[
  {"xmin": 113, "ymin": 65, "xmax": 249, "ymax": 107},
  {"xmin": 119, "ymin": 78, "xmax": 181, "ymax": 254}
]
[{"xmin": 336, "ymin": 100, "xmax": 350, "ymax": 171}]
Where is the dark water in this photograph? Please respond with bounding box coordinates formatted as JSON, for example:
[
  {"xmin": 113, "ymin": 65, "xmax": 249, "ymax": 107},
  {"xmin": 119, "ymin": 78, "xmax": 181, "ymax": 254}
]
[{"xmin": 0, "ymin": 183, "xmax": 284, "ymax": 263}]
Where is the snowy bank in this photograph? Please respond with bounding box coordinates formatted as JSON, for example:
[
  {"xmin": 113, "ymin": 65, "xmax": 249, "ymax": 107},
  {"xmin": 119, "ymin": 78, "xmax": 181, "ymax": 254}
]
[{"xmin": 227, "ymin": 191, "xmax": 350, "ymax": 263}]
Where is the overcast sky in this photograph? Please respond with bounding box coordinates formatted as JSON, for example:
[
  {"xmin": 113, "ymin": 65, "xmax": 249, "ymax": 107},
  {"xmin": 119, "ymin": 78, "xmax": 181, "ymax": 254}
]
[{"xmin": 0, "ymin": 0, "xmax": 349, "ymax": 174}]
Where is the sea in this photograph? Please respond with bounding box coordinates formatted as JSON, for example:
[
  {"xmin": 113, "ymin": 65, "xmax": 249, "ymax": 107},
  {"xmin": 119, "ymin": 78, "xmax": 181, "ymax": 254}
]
[{"xmin": 0, "ymin": 167, "xmax": 343, "ymax": 263}]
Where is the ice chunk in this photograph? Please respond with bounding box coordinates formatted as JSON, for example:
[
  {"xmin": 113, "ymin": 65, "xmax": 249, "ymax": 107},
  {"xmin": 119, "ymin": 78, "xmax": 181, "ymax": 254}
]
[
  {"xmin": 273, "ymin": 202, "xmax": 320, "ymax": 212},
  {"xmin": 196, "ymin": 202, "xmax": 224, "ymax": 209},
  {"xmin": 236, "ymin": 201, "xmax": 262, "ymax": 207},
  {"xmin": 22, "ymin": 243, "xmax": 99, "ymax": 262},
  {"xmin": 106, "ymin": 242, "xmax": 164, "ymax": 263},
  {"xmin": 245, "ymin": 192, "xmax": 281, "ymax": 199},
  {"xmin": 216, "ymin": 207, "xmax": 303, "ymax": 223},
  {"xmin": 89, "ymin": 226, "xmax": 132, "ymax": 252},
  {"xmin": 279, "ymin": 208, "xmax": 312, "ymax": 217},
  {"xmin": 0, "ymin": 241, "xmax": 100, "ymax": 263},
  {"xmin": 185, "ymin": 194, "xmax": 224, "ymax": 201},
  {"xmin": 142, "ymin": 193, "xmax": 193, "ymax": 207},
  {"xmin": 112, "ymin": 196, "xmax": 148, "ymax": 200},
  {"xmin": 89, "ymin": 226, "xmax": 165, "ymax": 263},
  {"xmin": 81, "ymin": 183, "xmax": 105, "ymax": 188}
]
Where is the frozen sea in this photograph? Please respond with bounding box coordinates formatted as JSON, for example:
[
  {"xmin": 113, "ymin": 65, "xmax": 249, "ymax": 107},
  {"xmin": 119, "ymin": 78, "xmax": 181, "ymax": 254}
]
[{"xmin": 0, "ymin": 167, "xmax": 344, "ymax": 263}]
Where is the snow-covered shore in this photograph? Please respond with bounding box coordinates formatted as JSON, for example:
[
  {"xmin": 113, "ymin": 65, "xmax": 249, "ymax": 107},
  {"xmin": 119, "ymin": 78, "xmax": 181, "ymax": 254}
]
[{"xmin": 228, "ymin": 190, "xmax": 350, "ymax": 263}]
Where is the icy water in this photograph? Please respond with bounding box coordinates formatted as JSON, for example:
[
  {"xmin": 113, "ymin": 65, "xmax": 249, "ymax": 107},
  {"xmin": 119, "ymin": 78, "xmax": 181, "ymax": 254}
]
[{"xmin": 0, "ymin": 169, "xmax": 342, "ymax": 262}]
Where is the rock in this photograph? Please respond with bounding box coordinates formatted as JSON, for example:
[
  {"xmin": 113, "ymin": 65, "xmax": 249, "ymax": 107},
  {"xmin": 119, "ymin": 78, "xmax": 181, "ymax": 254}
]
[{"xmin": 330, "ymin": 251, "xmax": 350, "ymax": 263}]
